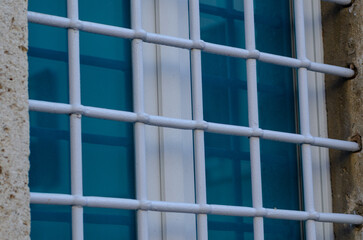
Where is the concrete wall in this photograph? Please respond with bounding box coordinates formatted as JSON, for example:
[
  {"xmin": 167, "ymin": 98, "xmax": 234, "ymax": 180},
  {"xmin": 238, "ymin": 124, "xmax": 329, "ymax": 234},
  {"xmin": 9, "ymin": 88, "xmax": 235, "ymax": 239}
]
[
  {"xmin": 0, "ymin": 0, "xmax": 30, "ymax": 239},
  {"xmin": 322, "ymin": 1, "xmax": 363, "ymax": 239}
]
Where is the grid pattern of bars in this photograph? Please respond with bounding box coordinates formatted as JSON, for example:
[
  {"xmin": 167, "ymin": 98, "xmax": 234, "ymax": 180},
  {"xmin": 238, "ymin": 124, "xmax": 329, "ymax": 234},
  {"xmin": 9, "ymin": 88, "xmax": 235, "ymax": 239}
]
[{"xmin": 28, "ymin": 0, "xmax": 362, "ymax": 239}]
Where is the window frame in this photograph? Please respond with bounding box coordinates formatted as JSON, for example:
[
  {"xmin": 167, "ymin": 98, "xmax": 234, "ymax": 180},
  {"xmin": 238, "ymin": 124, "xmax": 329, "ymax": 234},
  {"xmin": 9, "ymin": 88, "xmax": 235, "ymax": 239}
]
[
  {"xmin": 143, "ymin": 0, "xmax": 334, "ymax": 236},
  {"xmin": 304, "ymin": 0, "xmax": 333, "ymax": 239}
]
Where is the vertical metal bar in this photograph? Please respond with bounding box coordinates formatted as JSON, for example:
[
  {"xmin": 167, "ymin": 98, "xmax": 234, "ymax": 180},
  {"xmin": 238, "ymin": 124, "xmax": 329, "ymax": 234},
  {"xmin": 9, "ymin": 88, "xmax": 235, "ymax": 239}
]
[
  {"xmin": 131, "ymin": 0, "xmax": 148, "ymax": 239},
  {"xmin": 294, "ymin": 0, "xmax": 317, "ymax": 239},
  {"xmin": 189, "ymin": 0, "xmax": 208, "ymax": 239},
  {"xmin": 243, "ymin": 0, "xmax": 264, "ymax": 239},
  {"xmin": 288, "ymin": 1, "xmax": 305, "ymax": 238},
  {"xmin": 67, "ymin": 0, "xmax": 83, "ymax": 239}
]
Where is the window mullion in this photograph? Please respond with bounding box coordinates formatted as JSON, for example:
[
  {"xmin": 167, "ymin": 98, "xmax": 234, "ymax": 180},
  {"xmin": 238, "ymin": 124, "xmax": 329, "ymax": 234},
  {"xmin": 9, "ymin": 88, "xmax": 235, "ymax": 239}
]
[
  {"xmin": 154, "ymin": 0, "xmax": 196, "ymax": 239},
  {"xmin": 294, "ymin": 0, "xmax": 317, "ymax": 239},
  {"xmin": 189, "ymin": 1, "xmax": 208, "ymax": 240},
  {"xmin": 67, "ymin": 0, "xmax": 84, "ymax": 239},
  {"xmin": 243, "ymin": 0, "xmax": 264, "ymax": 239},
  {"xmin": 131, "ymin": 0, "xmax": 149, "ymax": 239}
]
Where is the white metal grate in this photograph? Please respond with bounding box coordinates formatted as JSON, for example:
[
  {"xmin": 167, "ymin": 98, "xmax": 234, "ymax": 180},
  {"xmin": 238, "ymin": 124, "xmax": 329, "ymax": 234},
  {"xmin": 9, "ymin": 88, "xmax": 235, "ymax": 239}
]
[{"xmin": 28, "ymin": 0, "xmax": 362, "ymax": 240}]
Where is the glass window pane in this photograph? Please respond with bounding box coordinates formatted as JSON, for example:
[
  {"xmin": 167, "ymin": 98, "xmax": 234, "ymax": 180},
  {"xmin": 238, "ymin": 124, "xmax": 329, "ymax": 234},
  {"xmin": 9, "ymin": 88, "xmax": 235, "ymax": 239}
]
[
  {"xmin": 80, "ymin": 33, "xmax": 132, "ymax": 111},
  {"xmin": 29, "ymin": 112, "xmax": 70, "ymax": 194},
  {"xmin": 201, "ymin": 0, "xmax": 300, "ymax": 238},
  {"xmin": 28, "ymin": 24, "xmax": 68, "ymax": 103},
  {"xmin": 28, "ymin": 0, "xmax": 66, "ymax": 17},
  {"xmin": 82, "ymin": 117, "xmax": 135, "ymax": 199},
  {"xmin": 28, "ymin": 1, "xmax": 135, "ymax": 239},
  {"xmin": 79, "ymin": 0, "xmax": 130, "ymax": 28},
  {"xmin": 208, "ymin": 215, "xmax": 254, "ymax": 240},
  {"xmin": 30, "ymin": 205, "xmax": 71, "ymax": 240},
  {"xmin": 84, "ymin": 208, "xmax": 136, "ymax": 240}
]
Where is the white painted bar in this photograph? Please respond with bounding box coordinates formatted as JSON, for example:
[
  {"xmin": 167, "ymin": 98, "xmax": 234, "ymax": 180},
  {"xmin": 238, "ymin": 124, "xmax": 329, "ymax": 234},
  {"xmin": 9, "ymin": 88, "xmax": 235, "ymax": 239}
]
[
  {"xmin": 189, "ymin": 0, "xmax": 208, "ymax": 239},
  {"xmin": 27, "ymin": 11, "xmax": 355, "ymax": 78},
  {"xmin": 28, "ymin": 100, "xmax": 360, "ymax": 152},
  {"xmin": 323, "ymin": 0, "xmax": 351, "ymax": 5},
  {"xmin": 294, "ymin": 0, "xmax": 318, "ymax": 239},
  {"xmin": 131, "ymin": 0, "xmax": 148, "ymax": 239},
  {"xmin": 244, "ymin": 0, "xmax": 264, "ymax": 239},
  {"xmin": 30, "ymin": 193, "xmax": 363, "ymax": 225},
  {"xmin": 67, "ymin": 0, "xmax": 83, "ymax": 239}
]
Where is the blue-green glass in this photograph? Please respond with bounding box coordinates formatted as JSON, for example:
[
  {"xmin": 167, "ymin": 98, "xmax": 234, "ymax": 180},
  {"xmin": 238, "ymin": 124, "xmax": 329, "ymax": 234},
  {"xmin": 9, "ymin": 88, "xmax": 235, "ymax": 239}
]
[
  {"xmin": 29, "ymin": 112, "xmax": 71, "ymax": 194},
  {"xmin": 28, "ymin": 0, "xmax": 66, "ymax": 17},
  {"xmin": 80, "ymin": 32, "xmax": 132, "ymax": 111},
  {"xmin": 28, "ymin": 0, "xmax": 135, "ymax": 239},
  {"xmin": 82, "ymin": 117, "xmax": 134, "ymax": 199},
  {"xmin": 83, "ymin": 208, "xmax": 136, "ymax": 239},
  {"xmin": 201, "ymin": 0, "xmax": 301, "ymax": 239},
  {"xmin": 79, "ymin": 0, "xmax": 132, "ymax": 112},
  {"xmin": 30, "ymin": 205, "xmax": 72, "ymax": 239},
  {"xmin": 79, "ymin": 0, "xmax": 130, "ymax": 27},
  {"xmin": 28, "ymin": 23, "xmax": 68, "ymax": 103}
]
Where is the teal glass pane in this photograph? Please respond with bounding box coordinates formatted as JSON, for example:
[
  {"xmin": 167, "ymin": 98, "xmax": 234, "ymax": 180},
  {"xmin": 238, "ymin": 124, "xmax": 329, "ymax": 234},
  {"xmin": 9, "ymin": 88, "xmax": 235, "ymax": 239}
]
[
  {"xmin": 28, "ymin": 0, "xmax": 135, "ymax": 239},
  {"xmin": 28, "ymin": 24, "xmax": 68, "ymax": 103},
  {"xmin": 264, "ymin": 219, "xmax": 302, "ymax": 239},
  {"xmin": 205, "ymin": 133, "xmax": 252, "ymax": 207},
  {"xmin": 208, "ymin": 215, "xmax": 253, "ymax": 240},
  {"xmin": 201, "ymin": 0, "xmax": 301, "ymax": 239},
  {"xmin": 82, "ymin": 117, "xmax": 135, "ymax": 199},
  {"xmin": 29, "ymin": 112, "xmax": 70, "ymax": 194},
  {"xmin": 30, "ymin": 205, "xmax": 71, "ymax": 240},
  {"xmin": 28, "ymin": 0, "xmax": 66, "ymax": 17},
  {"xmin": 80, "ymin": 32, "xmax": 132, "ymax": 111},
  {"xmin": 79, "ymin": 0, "xmax": 130, "ymax": 28},
  {"xmin": 257, "ymin": 63, "xmax": 296, "ymax": 133},
  {"xmin": 84, "ymin": 208, "xmax": 136, "ymax": 240},
  {"xmin": 79, "ymin": 0, "xmax": 131, "ymax": 111},
  {"xmin": 260, "ymin": 141, "xmax": 299, "ymax": 210},
  {"xmin": 254, "ymin": 1, "xmax": 292, "ymax": 56}
]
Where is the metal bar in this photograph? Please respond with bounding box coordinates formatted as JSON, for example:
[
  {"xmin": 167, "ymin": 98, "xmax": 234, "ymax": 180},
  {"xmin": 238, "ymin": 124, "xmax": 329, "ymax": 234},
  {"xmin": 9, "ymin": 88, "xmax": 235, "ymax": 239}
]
[
  {"xmin": 28, "ymin": 100, "xmax": 360, "ymax": 152},
  {"xmin": 131, "ymin": 0, "xmax": 148, "ymax": 239},
  {"xmin": 294, "ymin": 0, "xmax": 317, "ymax": 239},
  {"xmin": 243, "ymin": 0, "xmax": 264, "ymax": 239},
  {"xmin": 27, "ymin": 11, "xmax": 355, "ymax": 78},
  {"xmin": 30, "ymin": 193, "xmax": 363, "ymax": 225},
  {"xmin": 322, "ymin": 0, "xmax": 352, "ymax": 6},
  {"xmin": 189, "ymin": 0, "xmax": 208, "ymax": 239},
  {"xmin": 67, "ymin": 0, "xmax": 83, "ymax": 239}
]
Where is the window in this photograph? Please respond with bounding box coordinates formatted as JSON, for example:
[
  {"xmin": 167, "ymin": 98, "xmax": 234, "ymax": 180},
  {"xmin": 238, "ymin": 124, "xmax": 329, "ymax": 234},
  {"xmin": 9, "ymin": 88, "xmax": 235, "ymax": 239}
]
[{"xmin": 27, "ymin": 0, "xmax": 361, "ymax": 240}]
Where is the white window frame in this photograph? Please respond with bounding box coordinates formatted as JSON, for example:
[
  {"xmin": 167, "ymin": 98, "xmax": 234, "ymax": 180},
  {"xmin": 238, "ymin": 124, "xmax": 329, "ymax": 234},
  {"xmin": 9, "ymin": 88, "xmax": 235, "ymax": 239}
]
[
  {"xmin": 143, "ymin": 1, "xmax": 196, "ymax": 239},
  {"xmin": 143, "ymin": 0, "xmax": 334, "ymax": 239},
  {"xmin": 304, "ymin": 1, "xmax": 333, "ymax": 239},
  {"xmin": 27, "ymin": 0, "xmax": 362, "ymax": 239}
]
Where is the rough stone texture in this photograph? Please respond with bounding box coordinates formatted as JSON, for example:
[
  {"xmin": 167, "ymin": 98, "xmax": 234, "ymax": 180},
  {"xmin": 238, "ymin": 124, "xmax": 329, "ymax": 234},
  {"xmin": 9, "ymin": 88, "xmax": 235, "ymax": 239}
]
[
  {"xmin": 0, "ymin": 0, "xmax": 30, "ymax": 239},
  {"xmin": 322, "ymin": 1, "xmax": 363, "ymax": 239}
]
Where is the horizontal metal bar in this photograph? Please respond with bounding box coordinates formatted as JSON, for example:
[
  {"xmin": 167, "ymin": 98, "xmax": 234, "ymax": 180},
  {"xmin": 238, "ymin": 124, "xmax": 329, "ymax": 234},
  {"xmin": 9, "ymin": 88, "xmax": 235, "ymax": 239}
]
[
  {"xmin": 322, "ymin": 0, "xmax": 352, "ymax": 6},
  {"xmin": 30, "ymin": 192, "xmax": 363, "ymax": 225},
  {"xmin": 27, "ymin": 11, "xmax": 354, "ymax": 78},
  {"xmin": 28, "ymin": 100, "xmax": 360, "ymax": 152}
]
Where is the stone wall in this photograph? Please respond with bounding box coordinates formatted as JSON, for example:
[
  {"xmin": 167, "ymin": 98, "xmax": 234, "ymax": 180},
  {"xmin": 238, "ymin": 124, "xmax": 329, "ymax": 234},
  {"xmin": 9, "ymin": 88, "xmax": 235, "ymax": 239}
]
[
  {"xmin": 0, "ymin": 0, "xmax": 30, "ymax": 239},
  {"xmin": 322, "ymin": 1, "xmax": 363, "ymax": 239}
]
